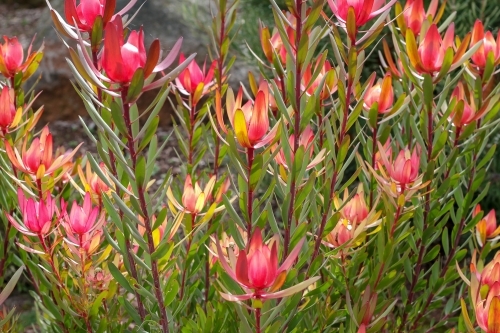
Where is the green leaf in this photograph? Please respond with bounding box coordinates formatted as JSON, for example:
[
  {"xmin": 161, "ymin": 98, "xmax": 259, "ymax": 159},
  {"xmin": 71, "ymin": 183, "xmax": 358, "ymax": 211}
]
[
  {"xmin": 126, "ymin": 68, "xmax": 145, "ymax": 103},
  {"xmin": 109, "ymin": 263, "xmax": 134, "ymax": 294}
]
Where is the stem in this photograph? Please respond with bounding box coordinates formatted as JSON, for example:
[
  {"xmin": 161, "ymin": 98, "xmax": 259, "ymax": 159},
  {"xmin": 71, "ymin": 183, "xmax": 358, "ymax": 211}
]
[
  {"xmin": 188, "ymin": 101, "xmax": 197, "ymax": 167},
  {"xmin": 121, "ymin": 88, "xmax": 170, "ymax": 332},
  {"xmin": 255, "ymin": 307, "xmax": 261, "ymax": 333},
  {"xmin": 410, "ymin": 150, "xmax": 478, "ymax": 330},
  {"xmin": 0, "ymin": 223, "xmax": 11, "ymax": 279},
  {"xmin": 79, "ymin": 237, "xmax": 92, "ymax": 333},
  {"xmin": 284, "ymin": 0, "xmax": 304, "ymax": 257},
  {"xmin": 247, "ymin": 147, "xmax": 255, "ymax": 241},
  {"xmin": 93, "ymin": 46, "xmax": 146, "ymax": 319},
  {"xmin": 310, "ymin": 70, "xmax": 353, "ymax": 268},
  {"xmin": 180, "ymin": 214, "xmax": 195, "ymax": 300},
  {"xmin": 369, "ymin": 123, "xmax": 378, "ymax": 208},
  {"xmin": 397, "ymin": 106, "xmax": 434, "ymax": 333}
]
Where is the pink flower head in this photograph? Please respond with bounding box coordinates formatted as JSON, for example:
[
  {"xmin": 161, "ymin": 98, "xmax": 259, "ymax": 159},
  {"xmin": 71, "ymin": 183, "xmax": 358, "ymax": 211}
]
[
  {"xmin": 476, "ymin": 291, "xmax": 500, "ymax": 333},
  {"xmin": 274, "ymin": 126, "xmax": 319, "ymax": 170},
  {"xmin": 363, "ymin": 74, "xmax": 394, "ymax": 113},
  {"xmin": 470, "ymin": 19, "xmax": 500, "ymax": 70},
  {"xmin": 259, "ymin": 14, "xmax": 296, "ymax": 65},
  {"xmin": 327, "ymin": 0, "xmax": 396, "ymax": 29},
  {"xmin": 225, "ymin": 81, "xmax": 277, "ymax": 149},
  {"xmin": 64, "ymin": 0, "xmax": 114, "ymax": 32},
  {"xmin": 403, "ymin": 0, "xmax": 439, "ymax": 35},
  {"xmin": 167, "ymin": 175, "xmax": 216, "ymax": 215},
  {"xmin": 216, "ymin": 227, "xmax": 317, "ymax": 302},
  {"xmin": 474, "ymin": 205, "xmax": 500, "ymax": 247},
  {"xmin": 409, "ymin": 23, "xmax": 459, "ymax": 75},
  {"xmin": 63, "ymin": 192, "xmax": 100, "ymax": 235},
  {"xmin": 302, "ymin": 58, "xmax": 337, "ymax": 101},
  {"xmin": 0, "ymin": 36, "xmax": 42, "ymax": 80},
  {"xmin": 449, "ymin": 82, "xmax": 477, "ymax": 128},
  {"xmin": 102, "ymin": 16, "xmax": 147, "ymax": 84},
  {"xmin": 7, "ymin": 188, "xmax": 56, "ymax": 236},
  {"xmin": 0, "ymin": 87, "xmax": 17, "ymax": 131},
  {"xmin": 325, "ymin": 185, "xmax": 377, "ymax": 249},
  {"xmin": 380, "ymin": 146, "xmax": 420, "ymax": 191},
  {"xmin": 175, "ymin": 53, "xmax": 216, "ymax": 104},
  {"xmin": 5, "ymin": 127, "xmax": 82, "ymax": 179}
]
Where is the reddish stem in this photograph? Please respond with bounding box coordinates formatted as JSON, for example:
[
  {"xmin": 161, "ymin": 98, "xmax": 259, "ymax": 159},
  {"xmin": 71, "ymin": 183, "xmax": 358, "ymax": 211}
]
[
  {"xmin": 121, "ymin": 88, "xmax": 170, "ymax": 332},
  {"xmin": 255, "ymin": 307, "xmax": 261, "ymax": 333},
  {"xmin": 188, "ymin": 101, "xmax": 197, "ymax": 167},
  {"xmin": 369, "ymin": 123, "xmax": 378, "ymax": 208},
  {"xmin": 247, "ymin": 147, "xmax": 255, "ymax": 241},
  {"xmin": 180, "ymin": 214, "xmax": 196, "ymax": 300},
  {"xmin": 0, "ymin": 223, "xmax": 11, "ymax": 279},
  {"xmin": 397, "ymin": 106, "xmax": 434, "ymax": 333},
  {"xmin": 284, "ymin": 0, "xmax": 304, "ymax": 257}
]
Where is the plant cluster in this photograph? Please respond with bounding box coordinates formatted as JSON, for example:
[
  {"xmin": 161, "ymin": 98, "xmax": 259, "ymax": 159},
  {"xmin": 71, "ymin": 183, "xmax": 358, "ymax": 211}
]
[{"xmin": 0, "ymin": 0, "xmax": 499, "ymax": 332}]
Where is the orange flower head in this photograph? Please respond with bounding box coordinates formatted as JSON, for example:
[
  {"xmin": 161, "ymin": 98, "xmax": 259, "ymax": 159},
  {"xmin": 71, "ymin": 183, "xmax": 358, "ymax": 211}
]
[
  {"xmin": 0, "ymin": 86, "xmax": 19, "ymax": 132},
  {"xmin": 363, "ymin": 74, "xmax": 393, "ymax": 113},
  {"xmin": 403, "ymin": 0, "xmax": 439, "ymax": 35},
  {"xmin": 471, "ymin": 20, "xmax": 500, "ymax": 70},
  {"xmin": 474, "ymin": 205, "xmax": 500, "ymax": 247},
  {"xmin": 226, "ymin": 81, "xmax": 276, "ymax": 149},
  {"xmin": 449, "ymin": 82, "xmax": 477, "ymax": 128},
  {"xmin": 5, "ymin": 126, "xmax": 82, "ymax": 179},
  {"xmin": 302, "ymin": 58, "xmax": 337, "ymax": 101}
]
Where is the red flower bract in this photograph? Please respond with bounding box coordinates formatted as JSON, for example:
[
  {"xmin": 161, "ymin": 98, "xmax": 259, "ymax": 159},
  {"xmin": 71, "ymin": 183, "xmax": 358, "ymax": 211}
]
[
  {"xmin": 65, "ymin": 0, "xmax": 112, "ymax": 32},
  {"xmin": 102, "ymin": 16, "xmax": 146, "ymax": 84}
]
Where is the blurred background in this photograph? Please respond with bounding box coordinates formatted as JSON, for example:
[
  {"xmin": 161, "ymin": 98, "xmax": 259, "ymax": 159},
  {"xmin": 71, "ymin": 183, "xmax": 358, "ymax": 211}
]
[{"xmin": 0, "ymin": 0, "xmax": 499, "ymax": 330}]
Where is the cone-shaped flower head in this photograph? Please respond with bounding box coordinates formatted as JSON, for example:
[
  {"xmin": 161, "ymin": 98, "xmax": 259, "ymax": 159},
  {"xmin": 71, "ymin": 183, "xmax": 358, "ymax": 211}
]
[
  {"xmin": 63, "ymin": 192, "xmax": 100, "ymax": 235},
  {"xmin": 102, "ymin": 16, "xmax": 146, "ymax": 84},
  {"xmin": 7, "ymin": 188, "xmax": 56, "ymax": 236},
  {"xmin": 175, "ymin": 53, "xmax": 215, "ymax": 105},
  {"xmin": 403, "ymin": 0, "xmax": 439, "ymax": 35},
  {"xmin": 302, "ymin": 58, "xmax": 337, "ymax": 101},
  {"xmin": 474, "ymin": 205, "xmax": 500, "ymax": 247},
  {"xmin": 0, "ymin": 87, "xmax": 19, "ymax": 132},
  {"xmin": 226, "ymin": 81, "xmax": 276, "ymax": 149},
  {"xmin": 449, "ymin": 82, "xmax": 477, "ymax": 128},
  {"xmin": 64, "ymin": 0, "xmax": 115, "ymax": 32},
  {"xmin": 78, "ymin": 161, "xmax": 112, "ymax": 203},
  {"xmin": 380, "ymin": 146, "xmax": 420, "ymax": 190},
  {"xmin": 216, "ymin": 227, "xmax": 318, "ymax": 302},
  {"xmin": 476, "ymin": 292, "xmax": 500, "ymax": 333},
  {"xmin": 470, "ymin": 19, "xmax": 500, "ymax": 70},
  {"xmin": 61, "ymin": 192, "xmax": 105, "ymax": 255},
  {"xmin": 259, "ymin": 14, "xmax": 296, "ymax": 65},
  {"xmin": 363, "ymin": 74, "xmax": 394, "ymax": 113},
  {"xmin": 325, "ymin": 185, "xmax": 378, "ymax": 249},
  {"xmin": 0, "ymin": 36, "xmax": 43, "ymax": 80},
  {"xmin": 167, "ymin": 175, "xmax": 216, "ymax": 215},
  {"xmin": 5, "ymin": 127, "xmax": 81, "ymax": 179},
  {"xmin": 480, "ymin": 252, "xmax": 500, "ymax": 291},
  {"xmin": 407, "ymin": 23, "xmax": 460, "ymax": 75},
  {"xmin": 327, "ymin": 0, "xmax": 396, "ymax": 29},
  {"xmin": 274, "ymin": 126, "xmax": 320, "ymax": 170}
]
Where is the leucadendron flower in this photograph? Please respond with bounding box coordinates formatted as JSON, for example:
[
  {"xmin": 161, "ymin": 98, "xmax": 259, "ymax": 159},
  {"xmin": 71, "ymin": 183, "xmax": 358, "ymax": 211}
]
[
  {"xmin": 175, "ymin": 53, "xmax": 216, "ymax": 105},
  {"xmin": 406, "ymin": 23, "xmax": 469, "ymax": 76},
  {"xmin": 5, "ymin": 126, "xmax": 82, "ymax": 180},
  {"xmin": 470, "ymin": 20, "xmax": 500, "ymax": 71},
  {"xmin": 6, "ymin": 188, "xmax": 57, "ymax": 237},
  {"xmin": 473, "ymin": 205, "xmax": 500, "ymax": 247},
  {"xmin": 324, "ymin": 185, "xmax": 381, "ymax": 250},
  {"xmin": 468, "ymin": 252, "xmax": 500, "ymax": 333},
  {"xmin": 401, "ymin": 0, "xmax": 440, "ymax": 36},
  {"xmin": 0, "ymin": 36, "xmax": 43, "ymax": 81},
  {"xmin": 222, "ymin": 81, "xmax": 278, "ymax": 149},
  {"xmin": 363, "ymin": 73, "xmax": 394, "ymax": 113},
  {"xmin": 167, "ymin": 175, "xmax": 216, "ymax": 215},
  {"xmin": 0, "ymin": 86, "xmax": 21, "ymax": 133},
  {"xmin": 216, "ymin": 227, "xmax": 319, "ymax": 303}
]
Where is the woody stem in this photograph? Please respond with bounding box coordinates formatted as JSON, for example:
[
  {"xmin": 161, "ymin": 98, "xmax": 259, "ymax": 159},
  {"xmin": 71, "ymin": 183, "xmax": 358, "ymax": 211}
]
[
  {"xmin": 247, "ymin": 147, "xmax": 255, "ymax": 242},
  {"xmin": 121, "ymin": 87, "xmax": 170, "ymax": 333}
]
